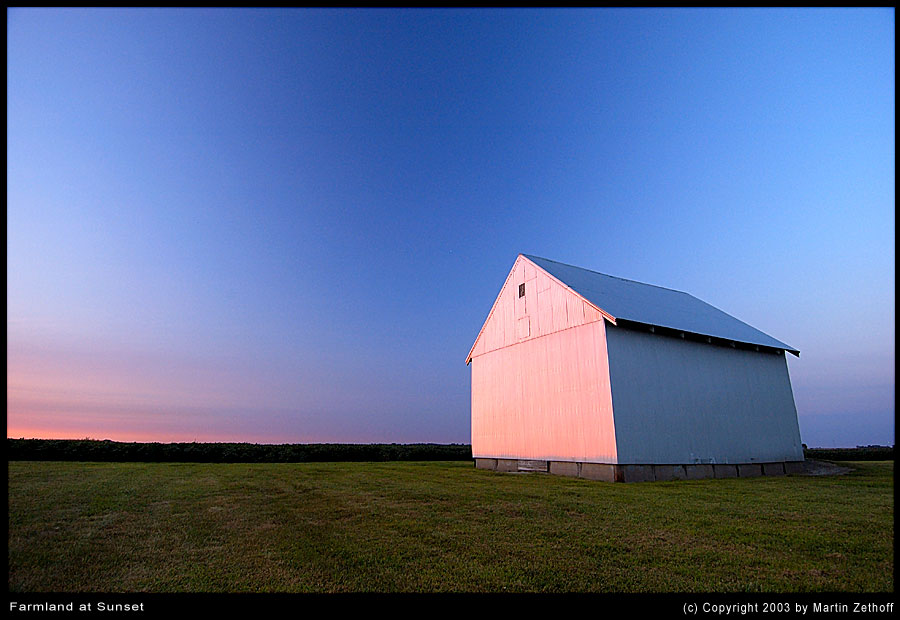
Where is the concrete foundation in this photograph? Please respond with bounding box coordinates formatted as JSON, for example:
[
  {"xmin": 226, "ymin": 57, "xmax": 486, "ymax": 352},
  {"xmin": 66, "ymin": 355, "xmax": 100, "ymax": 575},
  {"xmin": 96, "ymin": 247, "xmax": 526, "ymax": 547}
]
[
  {"xmin": 518, "ymin": 459, "xmax": 549, "ymax": 472},
  {"xmin": 618, "ymin": 464, "xmax": 655, "ymax": 483},
  {"xmin": 475, "ymin": 458, "xmax": 496, "ymax": 470},
  {"xmin": 762, "ymin": 463, "xmax": 785, "ymax": 476},
  {"xmin": 580, "ymin": 463, "xmax": 616, "ymax": 482},
  {"xmin": 686, "ymin": 464, "xmax": 715, "ymax": 480},
  {"xmin": 475, "ymin": 458, "xmax": 805, "ymax": 482},
  {"xmin": 654, "ymin": 465, "xmax": 688, "ymax": 481},
  {"xmin": 713, "ymin": 464, "xmax": 738, "ymax": 479},
  {"xmin": 784, "ymin": 461, "xmax": 805, "ymax": 475},
  {"xmin": 738, "ymin": 464, "xmax": 763, "ymax": 477},
  {"xmin": 495, "ymin": 458, "xmax": 518, "ymax": 472},
  {"xmin": 549, "ymin": 461, "xmax": 580, "ymax": 477}
]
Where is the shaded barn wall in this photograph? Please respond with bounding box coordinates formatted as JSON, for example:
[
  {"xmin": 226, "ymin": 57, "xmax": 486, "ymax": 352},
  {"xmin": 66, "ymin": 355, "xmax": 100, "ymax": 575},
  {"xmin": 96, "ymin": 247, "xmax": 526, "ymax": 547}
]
[
  {"xmin": 470, "ymin": 257, "xmax": 617, "ymax": 462},
  {"xmin": 605, "ymin": 326, "xmax": 804, "ymax": 464}
]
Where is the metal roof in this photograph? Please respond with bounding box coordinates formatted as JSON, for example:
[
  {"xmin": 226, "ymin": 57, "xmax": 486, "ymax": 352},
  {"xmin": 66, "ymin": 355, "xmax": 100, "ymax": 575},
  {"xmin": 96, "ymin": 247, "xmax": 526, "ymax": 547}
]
[{"xmin": 523, "ymin": 255, "xmax": 799, "ymax": 356}]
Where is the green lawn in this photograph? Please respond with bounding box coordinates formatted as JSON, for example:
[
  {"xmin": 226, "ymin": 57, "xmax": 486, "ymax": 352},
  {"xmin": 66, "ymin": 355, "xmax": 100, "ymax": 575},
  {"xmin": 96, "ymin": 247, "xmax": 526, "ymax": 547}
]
[{"xmin": 8, "ymin": 460, "xmax": 893, "ymax": 593}]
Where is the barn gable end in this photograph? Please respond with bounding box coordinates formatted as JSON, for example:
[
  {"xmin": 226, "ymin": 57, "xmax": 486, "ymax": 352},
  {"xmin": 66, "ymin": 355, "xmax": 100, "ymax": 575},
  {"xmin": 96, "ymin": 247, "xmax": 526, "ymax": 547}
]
[
  {"xmin": 467, "ymin": 255, "xmax": 610, "ymax": 364},
  {"xmin": 469, "ymin": 255, "xmax": 618, "ymax": 464}
]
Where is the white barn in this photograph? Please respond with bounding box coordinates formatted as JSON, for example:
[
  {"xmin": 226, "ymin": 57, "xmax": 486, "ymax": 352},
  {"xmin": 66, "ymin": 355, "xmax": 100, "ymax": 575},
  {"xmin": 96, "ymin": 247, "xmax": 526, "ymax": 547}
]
[{"xmin": 467, "ymin": 254, "xmax": 804, "ymax": 482}]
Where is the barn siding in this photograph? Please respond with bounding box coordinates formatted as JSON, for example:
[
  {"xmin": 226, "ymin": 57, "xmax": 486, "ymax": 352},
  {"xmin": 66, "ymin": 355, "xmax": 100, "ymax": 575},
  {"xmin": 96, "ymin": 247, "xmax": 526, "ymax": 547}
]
[
  {"xmin": 605, "ymin": 325, "xmax": 804, "ymax": 464},
  {"xmin": 471, "ymin": 320, "xmax": 617, "ymax": 463},
  {"xmin": 470, "ymin": 259, "xmax": 619, "ymax": 469}
]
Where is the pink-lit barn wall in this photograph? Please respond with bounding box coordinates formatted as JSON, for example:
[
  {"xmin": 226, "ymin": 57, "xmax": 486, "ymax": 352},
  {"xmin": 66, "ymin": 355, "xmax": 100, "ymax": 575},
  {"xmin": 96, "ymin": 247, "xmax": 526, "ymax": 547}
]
[{"xmin": 469, "ymin": 256, "xmax": 617, "ymax": 463}]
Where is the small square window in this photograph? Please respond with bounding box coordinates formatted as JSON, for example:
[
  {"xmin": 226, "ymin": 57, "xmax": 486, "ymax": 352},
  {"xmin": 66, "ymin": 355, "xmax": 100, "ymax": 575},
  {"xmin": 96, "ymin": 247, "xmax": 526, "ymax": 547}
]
[{"xmin": 518, "ymin": 283, "xmax": 525, "ymax": 298}]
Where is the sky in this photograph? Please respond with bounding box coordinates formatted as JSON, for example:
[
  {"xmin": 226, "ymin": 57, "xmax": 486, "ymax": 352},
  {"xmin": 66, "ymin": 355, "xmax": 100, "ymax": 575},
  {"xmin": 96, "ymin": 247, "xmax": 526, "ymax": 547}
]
[{"xmin": 7, "ymin": 8, "xmax": 894, "ymax": 448}]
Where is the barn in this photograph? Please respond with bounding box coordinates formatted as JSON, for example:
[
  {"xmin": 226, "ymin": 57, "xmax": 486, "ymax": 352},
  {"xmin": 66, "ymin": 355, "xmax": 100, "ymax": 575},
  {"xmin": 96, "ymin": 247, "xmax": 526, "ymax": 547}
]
[{"xmin": 467, "ymin": 254, "xmax": 805, "ymax": 482}]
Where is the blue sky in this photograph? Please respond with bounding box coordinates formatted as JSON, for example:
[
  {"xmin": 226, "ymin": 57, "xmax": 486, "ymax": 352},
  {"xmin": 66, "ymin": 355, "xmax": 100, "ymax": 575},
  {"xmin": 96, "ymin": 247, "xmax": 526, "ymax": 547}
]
[{"xmin": 7, "ymin": 8, "xmax": 894, "ymax": 446}]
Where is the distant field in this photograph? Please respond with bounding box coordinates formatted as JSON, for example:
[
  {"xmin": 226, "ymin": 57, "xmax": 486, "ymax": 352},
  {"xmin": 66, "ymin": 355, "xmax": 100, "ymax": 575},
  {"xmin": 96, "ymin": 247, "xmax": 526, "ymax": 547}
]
[
  {"xmin": 8, "ymin": 460, "xmax": 893, "ymax": 593},
  {"xmin": 804, "ymin": 446, "xmax": 893, "ymax": 461},
  {"xmin": 7, "ymin": 438, "xmax": 892, "ymax": 463}
]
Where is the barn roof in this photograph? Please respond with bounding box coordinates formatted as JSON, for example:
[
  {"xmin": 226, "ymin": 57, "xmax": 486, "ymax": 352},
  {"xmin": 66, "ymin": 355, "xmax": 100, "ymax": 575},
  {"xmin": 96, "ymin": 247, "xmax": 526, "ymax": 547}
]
[{"xmin": 523, "ymin": 255, "xmax": 799, "ymax": 356}]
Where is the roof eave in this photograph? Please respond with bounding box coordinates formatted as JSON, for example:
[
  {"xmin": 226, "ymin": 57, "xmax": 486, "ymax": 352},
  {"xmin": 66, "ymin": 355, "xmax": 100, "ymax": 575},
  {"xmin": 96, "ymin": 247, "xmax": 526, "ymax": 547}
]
[{"xmin": 611, "ymin": 318, "xmax": 800, "ymax": 357}]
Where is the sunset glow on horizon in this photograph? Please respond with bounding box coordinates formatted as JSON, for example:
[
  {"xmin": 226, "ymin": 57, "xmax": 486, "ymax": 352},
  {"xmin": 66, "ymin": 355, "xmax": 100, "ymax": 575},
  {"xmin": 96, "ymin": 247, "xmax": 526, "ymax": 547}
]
[{"xmin": 8, "ymin": 9, "xmax": 894, "ymax": 448}]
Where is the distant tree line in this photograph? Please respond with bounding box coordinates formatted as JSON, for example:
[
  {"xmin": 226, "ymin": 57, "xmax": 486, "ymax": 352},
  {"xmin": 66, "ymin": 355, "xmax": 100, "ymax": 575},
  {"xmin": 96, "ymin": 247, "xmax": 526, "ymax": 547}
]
[
  {"xmin": 803, "ymin": 445, "xmax": 893, "ymax": 461},
  {"xmin": 6, "ymin": 439, "xmax": 473, "ymax": 463},
  {"xmin": 7, "ymin": 439, "xmax": 892, "ymax": 463}
]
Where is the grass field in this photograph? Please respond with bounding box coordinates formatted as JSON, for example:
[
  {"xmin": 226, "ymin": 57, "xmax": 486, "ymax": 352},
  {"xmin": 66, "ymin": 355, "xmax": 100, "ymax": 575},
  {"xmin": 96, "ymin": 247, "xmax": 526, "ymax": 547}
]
[{"xmin": 8, "ymin": 460, "xmax": 893, "ymax": 593}]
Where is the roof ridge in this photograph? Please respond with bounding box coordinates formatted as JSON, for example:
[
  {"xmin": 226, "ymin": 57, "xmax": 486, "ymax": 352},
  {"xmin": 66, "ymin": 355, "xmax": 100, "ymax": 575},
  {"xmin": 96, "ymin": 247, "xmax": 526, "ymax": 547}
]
[{"xmin": 522, "ymin": 254, "xmax": 691, "ymax": 296}]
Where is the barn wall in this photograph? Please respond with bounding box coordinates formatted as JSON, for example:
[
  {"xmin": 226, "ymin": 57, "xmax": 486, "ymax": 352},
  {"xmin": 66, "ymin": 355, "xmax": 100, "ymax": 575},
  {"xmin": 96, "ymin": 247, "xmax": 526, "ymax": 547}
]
[
  {"xmin": 605, "ymin": 326, "xmax": 804, "ymax": 464},
  {"xmin": 470, "ymin": 317, "xmax": 618, "ymax": 463}
]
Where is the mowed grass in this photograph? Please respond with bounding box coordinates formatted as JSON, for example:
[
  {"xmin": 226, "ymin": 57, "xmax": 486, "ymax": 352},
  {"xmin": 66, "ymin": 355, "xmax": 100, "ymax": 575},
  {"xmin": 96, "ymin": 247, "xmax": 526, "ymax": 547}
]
[{"xmin": 8, "ymin": 460, "xmax": 893, "ymax": 593}]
